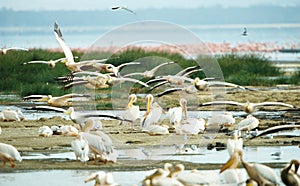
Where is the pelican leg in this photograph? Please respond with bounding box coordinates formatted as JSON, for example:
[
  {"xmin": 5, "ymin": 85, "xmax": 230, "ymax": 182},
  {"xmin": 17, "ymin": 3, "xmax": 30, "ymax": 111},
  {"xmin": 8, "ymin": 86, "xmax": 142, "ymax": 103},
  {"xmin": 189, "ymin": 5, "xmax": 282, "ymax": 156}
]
[
  {"xmin": 2, "ymin": 161, "xmax": 6, "ymax": 169},
  {"xmin": 10, "ymin": 161, "xmax": 15, "ymax": 168}
]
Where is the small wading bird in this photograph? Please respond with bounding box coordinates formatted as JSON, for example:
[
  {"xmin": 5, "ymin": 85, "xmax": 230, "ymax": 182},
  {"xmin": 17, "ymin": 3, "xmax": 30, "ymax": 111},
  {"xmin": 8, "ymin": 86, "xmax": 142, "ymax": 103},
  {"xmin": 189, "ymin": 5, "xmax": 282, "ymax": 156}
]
[
  {"xmin": 0, "ymin": 47, "xmax": 28, "ymax": 54},
  {"xmin": 23, "ymin": 93, "xmax": 91, "ymax": 107},
  {"xmin": 242, "ymin": 27, "xmax": 248, "ymax": 36},
  {"xmin": 281, "ymin": 159, "xmax": 300, "ymax": 186},
  {"xmin": 0, "ymin": 142, "xmax": 22, "ymax": 168},
  {"xmin": 220, "ymin": 149, "xmax": 280, "ymax": 185},
  {"xmin": 199, "ymin": 100, "xmax": 296, "ymax": 114},
  {"xmin": 111, "ymin": 6, "xmax": 136, "ymax": 15}
]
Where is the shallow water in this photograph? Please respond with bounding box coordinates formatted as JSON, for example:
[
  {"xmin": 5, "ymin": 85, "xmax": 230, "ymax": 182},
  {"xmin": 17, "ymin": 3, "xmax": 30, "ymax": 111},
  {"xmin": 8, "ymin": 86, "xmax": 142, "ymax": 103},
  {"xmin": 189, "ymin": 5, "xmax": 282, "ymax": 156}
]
[{"xmin": 0, "ymin": 168, "xmax": 284, "ymax": 186}]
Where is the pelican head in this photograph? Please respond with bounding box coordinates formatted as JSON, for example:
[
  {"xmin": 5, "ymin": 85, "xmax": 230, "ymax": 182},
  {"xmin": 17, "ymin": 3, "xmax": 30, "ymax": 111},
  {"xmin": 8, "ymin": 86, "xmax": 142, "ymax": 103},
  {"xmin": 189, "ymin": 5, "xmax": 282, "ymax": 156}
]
[
  {"xmin": 145, "ymin": 94, "xmax": 154, "ymax": 112},
  {"xmin": 105, "ymin": 64, "xmax": 118, "ymax": 76},
  {"xmin": 193, "ymin": 77, "xmax": 208, "ymax": 91},
  {"xmin": 60, "ymin": 58, "xmax": 68, "ymax": 64},
  {"xmin": 64, "ymin": 107, "xmax": 74, "ymax": 115},
  {"xmin": 48, "ymin": 60, "xmax": 56, "ymax": 68},
  {"xmin": 127, "ymin": 94, "xmax": 137, "ymax": 109},
  {"xmin": 244, "ymin": 101, "xmax": 254, "ymax": 113}
]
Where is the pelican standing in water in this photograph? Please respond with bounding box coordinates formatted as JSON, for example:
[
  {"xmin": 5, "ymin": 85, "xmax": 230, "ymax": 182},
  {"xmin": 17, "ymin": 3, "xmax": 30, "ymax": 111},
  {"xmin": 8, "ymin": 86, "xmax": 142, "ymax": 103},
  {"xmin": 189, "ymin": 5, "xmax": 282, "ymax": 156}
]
[
  {"xmin": 168, "ymin": 98, "xmax": 187, "ymax": 126},
  {"xmin": 199, "ymin": 100, "xmax": 296, "ymax": 114},
  {"xmin": 0, "ymin": 142, "xmax": 22, "ymax": 168},
  {"xmin": 220, "ymin": 149, "xmax": 280, "ymax": 185},
  {"xmin": 281, "ymin": 159, "xmax": 300, "ymax": 186},
  {"xmin": 121, "ymin": 94, "xmax": 140, "ymax": 130}
]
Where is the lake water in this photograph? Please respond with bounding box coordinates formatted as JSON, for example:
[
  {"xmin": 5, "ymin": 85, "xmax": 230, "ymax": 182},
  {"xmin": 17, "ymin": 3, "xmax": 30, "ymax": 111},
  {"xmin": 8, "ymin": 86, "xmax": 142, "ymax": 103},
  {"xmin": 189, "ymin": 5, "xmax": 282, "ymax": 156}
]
[{"xmin": 1, "ymin": 23, "xmax": 300, "ymax": 61}]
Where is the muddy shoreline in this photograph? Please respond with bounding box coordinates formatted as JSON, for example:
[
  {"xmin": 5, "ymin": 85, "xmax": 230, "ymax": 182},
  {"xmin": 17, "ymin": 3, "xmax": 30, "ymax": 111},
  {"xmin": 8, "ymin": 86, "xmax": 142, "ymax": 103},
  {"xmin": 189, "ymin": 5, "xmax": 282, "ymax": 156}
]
[{"xmin": 0, "ymin": 87, "xmax": 299, "ymax": 171}]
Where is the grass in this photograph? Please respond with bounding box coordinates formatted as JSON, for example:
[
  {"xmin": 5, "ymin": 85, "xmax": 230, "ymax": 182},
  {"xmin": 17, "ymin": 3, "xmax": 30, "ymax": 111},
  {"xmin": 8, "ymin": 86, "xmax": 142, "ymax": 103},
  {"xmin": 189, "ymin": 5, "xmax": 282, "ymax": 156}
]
[{"xmin": 0, "ymin": 49, "xmax": 299, "ymax": 99}]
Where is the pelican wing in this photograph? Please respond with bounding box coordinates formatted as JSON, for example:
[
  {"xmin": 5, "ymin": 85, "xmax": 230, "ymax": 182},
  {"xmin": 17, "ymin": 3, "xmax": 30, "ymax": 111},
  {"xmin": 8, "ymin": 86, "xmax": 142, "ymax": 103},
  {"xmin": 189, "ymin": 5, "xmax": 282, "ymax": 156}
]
[
  {"xmin": 251, "ymin": 125, "xmax": 300, "ymax": 139},
  {"xmin": 6, "ymin": 47, "xmax": 28, "ymax": 51},
  {"xmin": 113, "ymin": 77, "xmax": 149, "ymax": 87},
  {"xmin": 82, "ymin": 113, "xmax": 133, "ymax": 123},
  {"xmin": 147, "ymin": 81, "xmax": 168, "ymax": 92},
  {"xmin": 200, "ymin": 101, "xmax": 244, "ymax": 107},
  {"xmin": 122, "ymin": 72, "xmax": 145, "ymax": 77},
  {"xmin": 254, "ymin": 102, "xmax": 296, "ymax": 109},
  {"xmin": 155, "ymin": 87, "xmax": 183, "ymax": 97},
  {"xmin": 175, "ymin": 66, "xmax": 198, "ymax": 76},
  {"xmin": 27, "ymin": 105, "xmax": 67, "ymax": 112},
  {"xmin": 23, "ymin": 61, "xmax": 50, "ymax": 65},
  {"xmin": 117, "ymin": 61, "xmax": 140, "ymax": 70},
  {"xmin": 146, "ymin": 77, "xmax": 167, "ymax": 85},
  {"xmin": 149, "ymin": 61, "xmax": 175, "ymax": 74},
  {"xmin": 64, "ymin": 81, "xmax": 89, "ymax": 90},
  {"xmin": 23, "ymin": 95, "xmax": 48, "ymax": 101},
  {"xmin": 54, "ymin": 22, "xmax": 74, "ymax": 63},
  {"xmin": 208, "ymin": 81, "xmax": 245, "ymax": 90}
]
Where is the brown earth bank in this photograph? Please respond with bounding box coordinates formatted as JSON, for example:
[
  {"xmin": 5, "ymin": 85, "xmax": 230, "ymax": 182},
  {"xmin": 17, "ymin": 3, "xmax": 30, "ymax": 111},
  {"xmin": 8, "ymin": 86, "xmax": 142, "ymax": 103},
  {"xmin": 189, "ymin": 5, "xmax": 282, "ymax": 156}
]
[{"xmin": 0, "ymin": 86, "xmax": 299, "ymax": 171}]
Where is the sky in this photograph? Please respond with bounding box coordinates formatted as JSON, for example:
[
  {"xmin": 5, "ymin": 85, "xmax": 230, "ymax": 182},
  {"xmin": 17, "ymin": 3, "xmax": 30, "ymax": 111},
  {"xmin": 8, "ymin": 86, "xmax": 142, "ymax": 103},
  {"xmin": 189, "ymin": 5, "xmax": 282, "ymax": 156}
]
[{"xmin": 1, "ymin": 0, "xmax": 300, "ymax": 11}]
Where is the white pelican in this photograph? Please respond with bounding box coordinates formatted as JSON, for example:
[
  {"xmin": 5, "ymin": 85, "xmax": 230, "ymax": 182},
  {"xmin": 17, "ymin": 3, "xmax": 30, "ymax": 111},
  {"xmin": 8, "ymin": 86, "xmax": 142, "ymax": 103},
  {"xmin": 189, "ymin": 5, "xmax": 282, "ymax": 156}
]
[
  {"xmin": 207, "ymin": 112, "xmax": 235, "ymax": 127},
  {"xmin": 63, "ymin": 73, "xmax": 149, "ymax": 90},
  {"xmin": 71, "ymin": 135, "xmax": 89, "ymax": 162},
  {"xmin": 60, "ymin": 125, "xmax": 79, "ymax": 136},
  {"xmin": 281, "ymin": 159, "xmax": 300, "ymax": 185},
  {"xmin": 221, "ymin": 149, "xmax": 280, "ymax": 185},
  {"xmin": 38, "ymin": 126, "xmax": 53, "ymax": 137},
  {"xmin": 0, "ymin": 47, "xmax": 28, "ymax": 54},
  {"xmin": 238, "ymin": 115, "xmax": 259, "ymax": 131},
  {"xmin": 2, "ymin": 107, "xmax": 21, "ymax": 121},
  {"xmin": 23, "ymin": 93, "xmax": 90, "ymax": 107},
  {"xmin": 220, "ymin": 168, "xmax": 247, "ymax": 185},
  {"xmin": 142, "ymin": 124, "xmax": 169, "ymax": 135},
  {"xmin": 177, "ymin": 169, "xmax": 222, "ymax": 185},
  {"xmin": 0, "ymin": 142, "xmax": 22, "ymax": 168},
  {"xmin": 111, "ymin": 6, "xmax": 136, "ymax": 15},
  {"xmin": 199, "ymin": 100, "xmax": 296, "ymax": 113},
  {"xmin": 123, "ymin": 61, "xmax": 175, "ymax": 79},
  {"xmin": 121, "ymin": 94, "xmax": 140, "ymax": 129},
  {"xmin": 227, "ymin": 133, "xmax": 243, "ymax": 155},
  {"xmin": 174, "ymin": 99, "xmax": 206, "ymax": 135},
  {"xmin": 143, "ymin": 163, "xmax": 173, "ymax": 185},
  {"xmin": 79, "ymin": 131, "xmax": 117, "ymax": 163},
  {"xmin": 29, "ymin": 106, "xmax": 131, "ymax": 129},
  {"xmin": 84, "ymin": 171, "xmax": 117, "ymax": 186},
  {"xmin": 23, "ymin": 57, "xmax": 66, "ymax": 68},
  {"xmin": 251, "ymin": 124, "xmax": 300, "ymax": 139},
  {"xmin": 54, "ymin": 22, "xmax": 117, "ymax": 74},
  {"xmin": 168, "ymin": 98, "xmax": 187, "ymax": 126},
  {"xmin": 143, "ymin": 168, "xmax": 184, "ymax": 186},
  {"xmin": 140, "ymin": 95, "xmax": 164, "ymax": 128}
]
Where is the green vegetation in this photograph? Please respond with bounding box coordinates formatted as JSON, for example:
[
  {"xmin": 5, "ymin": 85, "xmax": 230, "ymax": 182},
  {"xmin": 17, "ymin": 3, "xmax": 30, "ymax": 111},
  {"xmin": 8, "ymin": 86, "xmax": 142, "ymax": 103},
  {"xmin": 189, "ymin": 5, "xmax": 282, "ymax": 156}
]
[{"xmin": 0, "ymin": 49, "xmax": 299, "ymax": 98}]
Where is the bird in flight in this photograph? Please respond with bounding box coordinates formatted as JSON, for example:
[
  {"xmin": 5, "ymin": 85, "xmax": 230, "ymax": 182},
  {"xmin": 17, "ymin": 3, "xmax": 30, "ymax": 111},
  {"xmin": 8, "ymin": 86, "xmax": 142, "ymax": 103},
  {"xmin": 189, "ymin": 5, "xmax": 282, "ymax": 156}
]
[{"xmin": 111, "ymin": 6, "xmax": 136, "ymax": 15}]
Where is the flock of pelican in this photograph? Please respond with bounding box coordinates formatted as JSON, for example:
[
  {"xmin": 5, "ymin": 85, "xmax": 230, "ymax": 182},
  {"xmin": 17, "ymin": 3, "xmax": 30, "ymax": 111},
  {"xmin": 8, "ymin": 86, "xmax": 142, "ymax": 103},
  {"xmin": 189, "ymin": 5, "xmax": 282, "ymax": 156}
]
[{"xmin": 0, "ymin": 21, "xmax": 299, "ymax": 186}]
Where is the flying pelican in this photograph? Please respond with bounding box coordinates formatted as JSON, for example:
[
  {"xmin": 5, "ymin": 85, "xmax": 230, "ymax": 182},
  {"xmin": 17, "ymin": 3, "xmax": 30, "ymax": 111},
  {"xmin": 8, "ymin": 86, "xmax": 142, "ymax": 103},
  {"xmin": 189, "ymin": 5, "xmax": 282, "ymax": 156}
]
[
  {"xmin": 220, "ymin": 149, "xmax": 280, "ymax": 185},
  {"xmin": 250, "ymin": 125, "xmax": 300, "ymax": 139},
  {"xmin": 123, "ymin": 61, "xmax": 175, "ymax": 79},
  {"xmin": 140, "ymin": 94, "xmax": 164, "ymax": 128},
  {"xmin": 23, "ymin": 93, "xmax": 91, "ymax": 107},
  {"xmin": 0, "ymin": 47, "xmax": 28, "ymax": 54},
  {"xmin": 111, "ymin": 6, "xmax": 136, "ymax": 15},
  {"xmin": 121, "ymin": 94, "xmax": 140, "ymax": 130},
  {"xmin": 71, "ymin": 135, "xmax": 89, "ymax": 162},
  {"xmin": 29, "ymin": 106, "xmax": 131, "ymax": 129},
  {"xmin": 281, "ymin": 159, "xmax": 300, "ymax": 186},
  {"xmin": 38, "ymin": 126, "xmax": 53, "ymax": 137},
  {"xmin": 23, "ymin": 57, "xmax": 66, "ymax": 68},
  {"xmin": 155, "ymin": 78, "xmax": 245, "ymax": 97},
  {"xmin": 199, "ymin": 100, "xmax": 296, "ymax": 114},
  {"xmin": 238, "ymin": 115, "xmax": 259, "ymax": 131},
  {"xmin": 0, "ymin": 142, "xmax": 22, "ymax": 168},
  {"xmin": 227, "ymin": 132, "xmax": 243, "ymax": 155},
  {"xmin": 84, "ymin": 171, "xmax": 117, "ymax": 186},
  {"xmin": 54, "ymin": 22, "xmax": 118, "ymax": 74},
  {"xmin": 207, "ymin": 112, "xmax": 235, "ymax": 127},
  {"xmin": 168, "ymin": 98, "xmax": 187, "ymax": 125},
  {"xmin": 63, "ymin": 72, "xmax": 149, "ymax": 90},
  {"xmin": 1, "ymin": 107, "xmax": 21, "ymax": 122}
]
